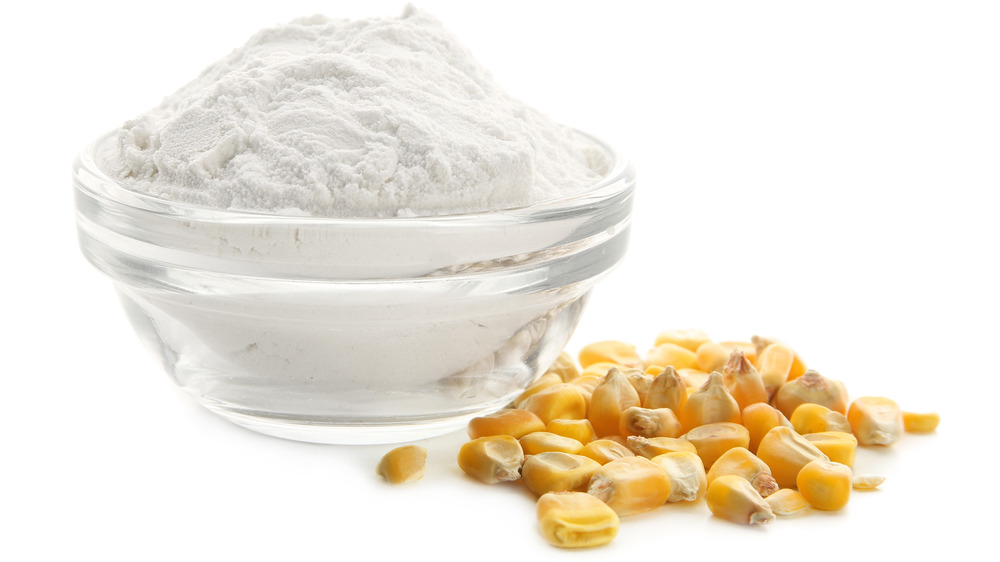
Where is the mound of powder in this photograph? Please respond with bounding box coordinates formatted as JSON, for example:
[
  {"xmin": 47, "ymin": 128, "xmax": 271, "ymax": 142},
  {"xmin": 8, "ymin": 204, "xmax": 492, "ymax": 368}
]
[{"xmin": 97, "ymin": 6, "xmax": 610, "ymax": 217}]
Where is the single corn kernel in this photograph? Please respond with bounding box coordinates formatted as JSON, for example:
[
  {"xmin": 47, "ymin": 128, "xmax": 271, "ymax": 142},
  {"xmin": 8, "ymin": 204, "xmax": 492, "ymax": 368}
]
[
  {"xmin": 515, "ymin": 373, "xmax": 564, "ymax": 407},
  {"xmin": 521, "ymin": 452, "xmax": 602, "ymax": 496},
  {"xmin": 756, "ymin": 425, "xmax": 830, "ymax": 488},
  {"xmin": 644, "ymin": 365, "xmax": 687, "ymax": 413},
  {"xmin": 520, "ymin": 383, "xmax": 588, "ymax": 425},
  {"xmin": 579, "ymin": 340, "xmax": 644, "ymax": 370},
  {"xmin": 721, "ymin": 349, "xmax": 768, "ymax": 411},
  {"xmin": 520, "ymin": 432, "xmax": 585, "ymax": 456},
  {"xmin": 765, "ymin": 488, "xmax": 809, "ymax": 517},
  {"xmin": 705, "ymin": 474, "xmax": 775, "ymax": 525},
  {"xmin": 580, "ymin": 362, "xmax": 621, "ymax": 379},
  {"xmin": 587, "ymin": 456, "xmax": 672, "ymax": 516},
  {"xmin": 679, "ymin": 371, "xmax": 741, "ymax": 431},
  {"xmin": 545, "ymin": 351, "xmax": 581, "ymax": 382},
  {"xmin": 755, "ymin": 341, "xmax": 795, "ymax": 399},
  {"xmin": 796, "ymin": 459, "xmax": 852, "ymax": 511},
  {"xmin": 681, "ymin": 422, "xmax": 750, "ymax": 469},
  {"xmin": 588, "ymin": 367, "xmax": 641, "ymax": 438},
  {"xmin": 645, "ymin": 342, "xmax": 700, "ymax": 371},
  {"xmin": 695, "ymin": 341, "xmax": 731, "ymax": 374},
  {"xmin": 619, "ymin": 406, "xmax": 682, "ymax": 438},
  {"xmin": 790, "ymin": 403, "xmax": 852, "ymax": 435},
  {"xmin": 536, "ymin": 491, "xmax": 620, "ymax": 548},
  {"xmin": 773, "ymin": 369, "xmax": 849, "ymax": 418},
  {"xmin": 802, "ymin": 431, "xmax": 858, "ymax": 468},
  {"xmin": 457, "ymin": 435, "xmax": 524, "ymax": 484},
  {"xmin": 752, "ymin": 335, "xmax": 807, "ymax": 380},
  {"xmin": 625, "ymin": 369, "xmax": 654, "ymax": 404},
  {"xmin": 626, "ymin": 436, "xmax": 697, "ymax": 458},
  {"xmin": 468, "ymin": 408, "xmax": 546, "ymax": 439},
  {"xmin": 547, "ymin": 419, "xmax": 598, "ymax": 445},
  {"xmin": 720, "ymin": 340, "xmax": 757, "ymax": 365},
  {"xmin": 579, "ymin": 439, "xmax": 636, "ymax": 465},
  {"xmin": 650, "ymin": 451, "xmax": 708, "ymax": 502},
  {"xmin": 705, "ymin": 447, "xmax": 778, "ymax": 498},
  {"xmin": 852, "ymin": 475, "xmax": 886, "ymax": 490},
  {"xmin": 848, "ymin": 396, "xmax": 904, "ymax": 446},
  {"xmin": 741, "ymin": 402, "xmax": 793, "ymax": 454},
  {"xmin": 376, "ymin": 445, "xmax": 427, "ymax": 484},
  {"xmin": 653, "ymin": 329, "xmax": 712, "ymax": 352},
  {"xmin": 903, "ymin": 411, "xmax": 940, "ymax": 433}
]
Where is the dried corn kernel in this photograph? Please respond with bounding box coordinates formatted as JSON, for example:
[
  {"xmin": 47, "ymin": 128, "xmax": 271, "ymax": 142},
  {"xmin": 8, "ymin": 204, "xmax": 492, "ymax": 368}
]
[
  {"xmin": 645, "ymin": 343, "xmax": 699, "ymax": 371},
  {"xmin": 519, "ymin": 432, "xmax": 585, "ymax": 456},
  {"xmin": 468, "ymin": 408, "xmax": 546, "ymax": 439},
  {"xmin": 515, "ymin": 373, "xmax": 563, "ymax": 407},
  {"xmin": 705, "ymin": 447, "xmax": 778, "ymax": 498},
  {"xmin": 568, "ymin": 374, "xmax": 603, "ymax": 401},
  {"xmin": 801, "ymin": 430, "xmax": 857, "ymax": 468},
  {"xmin": 376, "ymin": 445, "xmax": 427, "ymax": 484},
  {"xmin": 457, "ymin": 435, "xmax": 524, "ymax": 484},
  {"xmin": 790, "ymin": 403, "xmax": 852, "ymax": 435},
  {"xmin": 852, "ymin": 475, "xmax": 886, "ymax": 490},
  {"xmin": 520, "ymin": 383, "xmax": 588, "ymax": 424},
  {"xmin": 796, "ymin": 459, "xmax": 852, "ymax": 511},
  {"xmin": 752, "ymin": 335, "xmax": 807, "ymax": 380},
  {"xmin": 547, "ymin": 419, "xmax": 598, "ymax": 445},
  {"xmin": 650, "ymin": 451, "xmax": 708, "ymax": 502},
  {"xmin": 619, "ymin": 406, "xmax": 682, "ymax": 438},
  {"xmin": 579, "ymin": 439, "xmax": 636, "ymax": 465},
  {"xmin": 765, "ymin": 488, "xmax": 809, "ymax": 516},
  {"xmin": 720, "ymin": 340, "xmax": 757, "ymax": 365},
  {"xmin": 625, "ymin": 369, "xmax": 654, "ymax": 404},
  {"xmin": 741, "ymin": 402, "xmax": 792, "ymax": 453},
  {"xmin": 521, "ymin": 452, "xmax": 601, "ymax": 496},
  {"xmin": 536, "ymin": 491, "xmax": 619, "ymax": 549},
  {"xmin": 848, "ymin": 396, "xmax": 904, "ymax": 446},
  {"xmin": 579, "ymin": 340, "xmax": 643, "ymax": 369},
  {"xmin": 773, "ymin": 369, "xmax": 849, "ymax": 418},
  {"xmin": 682, "ymin": 422, "xmax": 750, "ymax": 469},
  {"xmin": 756, "ymin": 426, "xmax": 829, "ymax": 489},
  {"xmin": 626, "ymin": 436, "xmax": 697, "ymax": 458},
  {"xmin": 755, "ymin": 341, "xmax": 795, "ymax": 398},
  {"xmin": 644, "ymin": 366, "xmax": 687, "ymax": 413},
  {"xmin": 705, "ymin": 474, "xmax": 775, "ymax": 525},
  {"xmin": 580, "ymin": 362, "xmax": 621, "ymax": 378},
  {"xmin": 679, "ymin": 371, "xmax": 741, "ymax": 431},
  {"xmin": 588, "ymin": 367, "xmax": 641, "ymax": 438},
  {"xmin": 902, "ymin": 411, "xmax": 940, "ymax": 433},
  {"xmin": 721, "ymin": 349, "xmax": 768, "ymax": 411},
  {"xmin": 695, "ymin": 341, "xmax": 731, "ymax": 374},
  {"xmin": 653, "ymin": 329, "xmax": 711, "ymax": 352},
  {"xmin": 545, "ymin": 351, "xmax": 581, "ymax": 382},
  {"xmin": 587, "ymin": 456, "xmax": 671, "ymax": 516}
]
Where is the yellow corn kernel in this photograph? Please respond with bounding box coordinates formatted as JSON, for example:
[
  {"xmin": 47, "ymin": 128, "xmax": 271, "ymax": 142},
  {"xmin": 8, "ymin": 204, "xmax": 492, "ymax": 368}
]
[
  {"xmin": 568, "ymin": 374, "xmax": 603, "ymax": 404},
  {"xmin": 515, "ymin": 373, "xmax": 563, "ymax": 407},
  {"xmin": 645, "ymin": 343, "xmax": 700, "ymax": 371},
  {"xmin": 519, "ymin": 432, "xmax": 585, "ymax": 456},
  {"xmin": 545, "ymin": 351, "xmax": 581, "ymax": 382},
  {"xmin": 579, "ymin": 439, "xmax": 636, "ymax": 465},
  {"xmin": 547, "ymin": 419, "xmax": 598, "ymax": 445},
  {"xmin": 681, "ymin": 422, "xmax": 751, "ymax": 469},
  {"xmin": 678, "ymin": 368, "xmax": 710, "ymax": 389},
  {"xmin": 521, "ymin": 452, "xmax": 602, "ymax": 496},
  {"xmin": 773, "ymin": 369, "xmax": 849, "ymax": 418},
  {"xmin": 741, "ymin": 402, "xmax": 792, "ymax": 454},
  {"xmin": 765, "ymin": 488, "xmax": 809, "ymax": 517},
  {"xmin": 755, "ymin": 341, "xmax": 795, "ymax": 398},
  {"xmin": 536, "ymin": 491, "xmax": 620, "ymax": 549},
  {"xmin": 705, "ymin": 447, "xmax": 778, "ymax": 498},
  {"xmin": 679, "ymin": 371, "xmax": 741, "ymax": 431},
  {"xmin": 650, "ymin": 451, "xmax": 708, "ymax": 502},
  {"xmin": 752, "ymin": 335, "xmax": 807, "ymax": 380},
  {"xmin": 756, "ymin": 425, "xmax": 830, "ymax": 489},
  {"xmin": 376, "ymin": 445, "xmax": 427, "ymax": 484},
  {"xmin": 848, "ymin": 396, "xmax": 904, "ymax": 446},
  {"xmin": 790, "ymin": 403, "xmax": 852, "ymax": 435},
  {"xmin": 467, "ymin": 408, "xmax": 546, "ymax": 439},
  {"xmin": 654, "ymin": 329, "xmax": 712, "ymax": 352},
  {"xmin": 587, "ymin": 456, "xmax": 672, "ymax": 516},
  {"xmin": 520, "ymin": 383, "xmax": 588, "ymax": 425},
  {"xmin": 619, "ymin": 406, "xmax": 682, "ymax": 438},
  {"xmin": 796, "ymin": 459, "xmax": 852, "ymax": 511},
  {"xmin": 705, "ymin": 474, "xmax": 775, "ymax": 525},
  {"xmin": 625, "ymin": 369, "xmax": 654, "ymax": 404},
  {"xmin": 644, "ymin": 366, "xmax": 687, "ymax": 413},
  {"xmin": 580, "ymin": 362, "xmax": 621, "ymax": 379},
  {"xmin": 457, "ymin": 435, "xmax": 524, "ymax": 484},
  {"xmin": 579, "ymin": 340, "xmax": 644, "ymax": 370},
  {"xmin": 721, "ymin": 349, "xmax": 768, "ymax": 411},
  {"xmin": 802, "ymin": 431, "xmax": 858, "ymax": 468},
  {"xmin": 588, "ymin": 367, "xmax": 641, "ymax": 438},
  {"xmin": 852, "ymin": 475, "xmax": 886, "ymax": 490},
  {"xmin": 720, "ymin": 340, "xmax": 757, "ymax": 365},
  {"xmin": 903, "ymin": 411, "xmax": 940, "ymax": 433},
  {"xmin": 695, "ymin": 341, "xmax": 731, "ymax": 374},
  {"xmin": 626, "ymin": 436, "xmax": 697, "ymax": 458}
]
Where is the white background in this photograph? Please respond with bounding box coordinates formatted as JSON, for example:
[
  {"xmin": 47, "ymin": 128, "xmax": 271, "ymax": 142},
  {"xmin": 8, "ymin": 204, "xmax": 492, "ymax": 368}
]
[{"xmin": 3, "ymin": 1, "xmax": 997, "ymax": 559}]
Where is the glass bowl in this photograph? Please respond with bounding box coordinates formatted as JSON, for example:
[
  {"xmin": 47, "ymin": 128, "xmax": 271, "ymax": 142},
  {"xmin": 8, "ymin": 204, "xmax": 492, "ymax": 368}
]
[{"xmin": 73, "ymin": 131, "xmax": 635, "ymax": 444}]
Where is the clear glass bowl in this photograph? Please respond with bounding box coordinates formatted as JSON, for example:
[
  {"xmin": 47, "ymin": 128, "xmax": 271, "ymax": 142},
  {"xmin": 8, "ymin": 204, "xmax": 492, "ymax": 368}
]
[{"xmin": 73, "ymin": 131, "xmax": 635, "ymax": 444}]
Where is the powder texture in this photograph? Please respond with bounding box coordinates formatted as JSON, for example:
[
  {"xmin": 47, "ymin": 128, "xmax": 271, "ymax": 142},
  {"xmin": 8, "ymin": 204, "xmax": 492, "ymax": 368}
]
[{"xmin": 98, "ymin": 6, "xmax": 609, "ymax": 217}]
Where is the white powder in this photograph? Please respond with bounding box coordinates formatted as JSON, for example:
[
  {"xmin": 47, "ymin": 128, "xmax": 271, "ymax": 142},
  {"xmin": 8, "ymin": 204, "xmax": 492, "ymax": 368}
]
[{"xmin": 98, "ymin": 5, "xmax": 609, "ymax": 217}]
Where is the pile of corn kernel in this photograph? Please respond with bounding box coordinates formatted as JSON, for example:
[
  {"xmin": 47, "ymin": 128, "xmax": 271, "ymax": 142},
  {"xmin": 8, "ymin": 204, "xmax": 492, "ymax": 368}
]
[{"xmin": 377, "ymin": 330, "xmax": 939, "ymax": 548}]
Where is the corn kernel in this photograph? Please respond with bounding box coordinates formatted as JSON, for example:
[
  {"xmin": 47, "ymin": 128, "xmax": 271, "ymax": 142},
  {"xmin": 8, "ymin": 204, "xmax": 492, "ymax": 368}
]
[
  {"xmin": 903, "ymin": 411, "xmax": 940, "ymax": 433},
  {"xmin": 755, "ymin": 341, "xmax": 795, "ymax": 398},
  {"xmin": 796, "ymin": 459, "xmax": 852, "ymax": 511},
  {"xmin": 705, "ymin": 474, "xmax": 774, "ymax": 525},
  {"xmin": 457, "ymin": 435, "xmax": 524, "ymax": 484},
  {"xmin": 848, "ymin": 396, "xmax": 904, "ymax": 446},
  {"xmin": 773, "ymin": 369, "xmax": 849, "ymax": 418},
  {"xmin": 752, "ymin": 335, "xmax": 807, "ymax": 380},
  {"xmin": 695, "ymin": 341, "xmax": 731, "ymax": 373},
  {"xmin": 376, "ymin": 445, "xmax": 427, "ymax": 484},
  {"xmin": 626, "ymin": 435, "xmax": 697, "ymax": 458},
  {"xmin": 579, "ymin": 340, "xmax": 644, "ymax": 369},
  {"xmin": 536, "ymin": 491, "xmax": 620, "ymax": 548},
  {"xmin": 519, "ymin": 432, "xmax": 585, "ymax": 456},
  {"xmin": 790, "ymin": 403, "xmax": 852, "ymax": 435},
  {"xmin": 545, "ymin": 351, "xmax": 581, "ymax": 382},
  {"xmin": 678, "ymin": 368, "xmax": 710, "ymax": 389},
  {"xmin": 580, "ymin": 362, "xmax": 621, "ymax": 378},
  {"xmin": 756, "ymin": 426, "xmax": 829, "ymax": 488},
  {"xmin": 587, "ymin": 456, "xmax": 672, "ymax": 516},
  {"xmin": 619, "ymin": 406, "xmax": 682, "ymax": 438},
  {"xmin": 721, "ymin": 349, "xmax": 768, "ymax": 411},
  {"xmin": 568, "ymin": 373, "xmax": 603, "ymax": 402},
  {"xmin": 644, "ymin": 365, "xmax": 687, "ymax": 413},
  {"xmin": 645, "ymin": 343, "xmax": 699, "ymax": 371},
  {"xmin": 802, "ymin": 431, "xmax": 858, "ymax": 468},
  {"xmin": 547, "ymin": 419, "xmax": 598, "ymax": 445},
  {"xmin": 653, "ymin": 329, "xmax": 712, "ymax": 352},
  {"xmin": 720, "ymin": 340, "xmax": 757, "ymax": 365},
  {"xmin": 521, "ymin": 452, "xmax": 601, "ymax": 496},
  {"xmin": 520, "ymin": 383, "xmax": 588, "ymax": 425},
  {"xmin": 588, "ymin": 367, "xmax": 641, "ymax": 438},
  {"xmin": 579, "ymin": 439, "xmax": 636, "ymax": 465},
  {"xmin": 741, "ymin": 403, "xmax": 792, "ymax": 454},
  {"xmin": 852, "ymin": 475, "xmax": 886, "ymax": 490},
  {"xmin": 765, "ymin": 488, "xmax": 809, "ymax": 516},
  {"xmin": 682, "ymin": 422, "xmax": 750, "ymax": 469},
  {"xmin": 705, "ymin": 446, "xmax": 778, "ymax": 498},
  {"xmin": 515, "ymin": 373, "xmax": 564, "ymax": 407},
  {"xmin": 679, "ymin": 371, "xmax": 741, "ymax": 432},
  {"xmin": 468, "ymin": 408, "xmax": 546, "ymax": 439},
  {"xmin": 625, "ymin": 369, "xmax": 654, "ymax": 404},
  {"xmin": 650, "ymin": 451, "xmax": 708, "ymax": 502}
]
